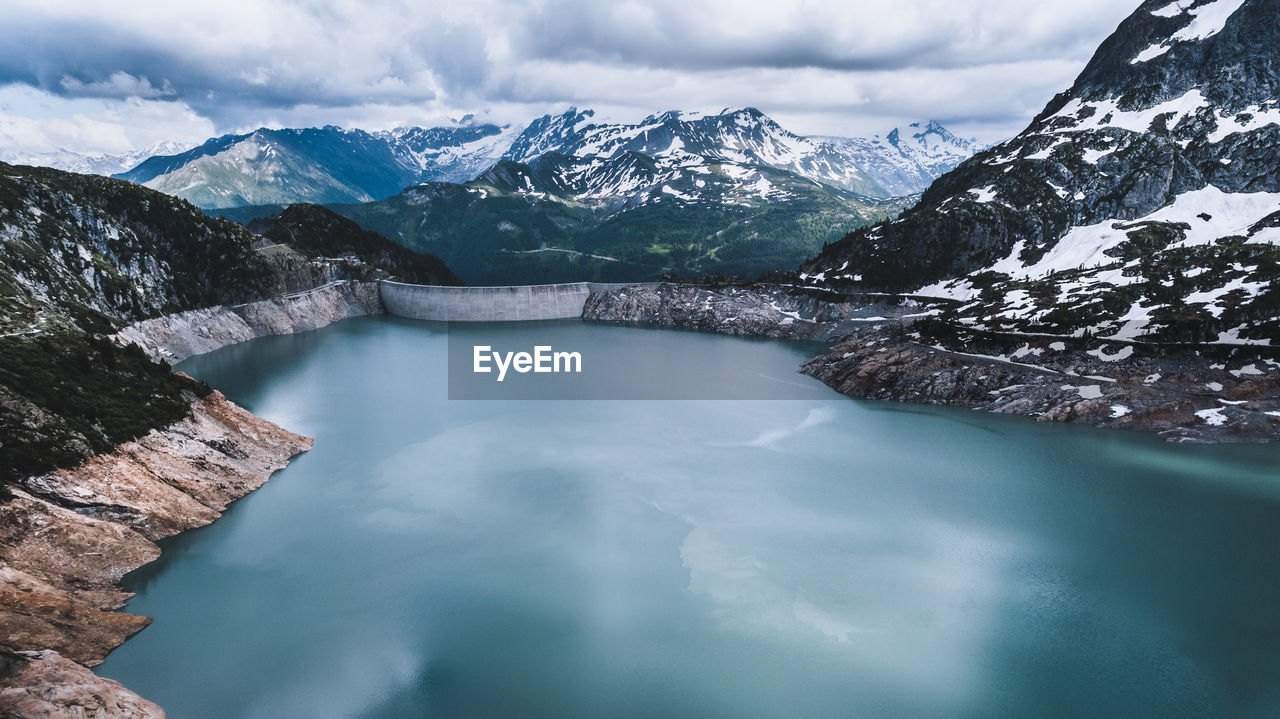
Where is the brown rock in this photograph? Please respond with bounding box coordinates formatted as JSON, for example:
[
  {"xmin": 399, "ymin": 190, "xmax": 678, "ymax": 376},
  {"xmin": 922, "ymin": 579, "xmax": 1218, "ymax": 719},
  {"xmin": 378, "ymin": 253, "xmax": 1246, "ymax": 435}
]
[{"xmin": 0, "ymin": 650, "xmax": 163, "ymax": 718}]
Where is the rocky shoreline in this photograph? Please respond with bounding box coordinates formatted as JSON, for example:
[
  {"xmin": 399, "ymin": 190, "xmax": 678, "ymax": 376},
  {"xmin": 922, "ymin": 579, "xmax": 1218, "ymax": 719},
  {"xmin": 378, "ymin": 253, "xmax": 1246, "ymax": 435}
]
[
  {"xmin": 115, "ymin": 280, "xmax": 384, "ymax": 364},
  {"xmin": 0, "ymin": 389, "xmax": 311, "ymax": 717},
  {"xmin": 585, "ymin": 283, "xmax": 1280, "ymax": 443},
  {"xmin": 1, "ymin": 277, "xmax": 387, "ymax": 718}
]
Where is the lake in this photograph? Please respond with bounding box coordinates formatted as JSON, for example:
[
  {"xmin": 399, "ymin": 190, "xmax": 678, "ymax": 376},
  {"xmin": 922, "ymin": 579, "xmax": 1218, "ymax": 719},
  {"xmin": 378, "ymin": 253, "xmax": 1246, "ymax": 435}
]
[{"xmin": 99, "ymin": 316, "xmax": 1280, "ymax": 718}]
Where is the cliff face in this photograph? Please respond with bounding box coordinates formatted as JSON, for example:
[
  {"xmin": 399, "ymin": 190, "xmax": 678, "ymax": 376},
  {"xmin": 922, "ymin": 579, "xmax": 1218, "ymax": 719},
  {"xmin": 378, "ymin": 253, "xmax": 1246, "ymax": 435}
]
[
  {"xmin": 0, "ymin": 389, "xmax": 311, "ymax": 717},
  {"xmin": 115, "ymin": 280, "xmax": 384, "ymax": 363},
  {"xmin": 582, "ymin": 283, "xmax": 934, "ymax": 341},
  {"xmin": 802, "ymin": 326, "xmax": 1280, "ymax": 443}
]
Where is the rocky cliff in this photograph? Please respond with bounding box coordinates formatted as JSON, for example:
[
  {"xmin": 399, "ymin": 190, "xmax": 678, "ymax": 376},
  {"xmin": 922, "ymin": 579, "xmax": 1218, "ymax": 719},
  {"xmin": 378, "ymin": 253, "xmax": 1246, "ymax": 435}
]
[
  {"xmin": 802, "ymin": 324, "xmax": 1279, "ymax": 443},
  {"xmin": 115, "ymin": 280, "xmax": 383, "ymax": 364},
  {"xmin": 583, "ymin": 283, "xmax": 937, "ymax": 341}
]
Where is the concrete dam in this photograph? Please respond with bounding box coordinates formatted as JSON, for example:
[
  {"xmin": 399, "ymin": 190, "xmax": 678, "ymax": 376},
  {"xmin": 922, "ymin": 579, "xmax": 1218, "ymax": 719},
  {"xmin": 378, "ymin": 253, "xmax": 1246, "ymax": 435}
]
[{"xmin": 380, "ymin": 280, "xmax": 656, "ymax": 322}]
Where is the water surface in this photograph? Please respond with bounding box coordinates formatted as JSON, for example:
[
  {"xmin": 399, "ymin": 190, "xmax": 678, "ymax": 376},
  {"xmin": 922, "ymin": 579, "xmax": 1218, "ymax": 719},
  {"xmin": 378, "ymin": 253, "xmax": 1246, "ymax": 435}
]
[{"xmin": 100, "ymin": 317, "xmax": 1280, "ymax": 718}]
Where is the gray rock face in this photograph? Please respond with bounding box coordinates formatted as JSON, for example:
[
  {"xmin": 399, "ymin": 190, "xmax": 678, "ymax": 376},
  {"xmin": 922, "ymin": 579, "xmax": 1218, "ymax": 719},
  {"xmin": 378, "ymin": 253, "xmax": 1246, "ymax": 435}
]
[
  {"xmin": 583, "ymin": 283, "xmax": 929, "ymax": 341},
  {"xmin": 114, "ymin": 281, "xmax": 384, "ymax": 364},
  {"xmin": 802, "ymin": 326, "xmax": 1280, "ymax": 443}
]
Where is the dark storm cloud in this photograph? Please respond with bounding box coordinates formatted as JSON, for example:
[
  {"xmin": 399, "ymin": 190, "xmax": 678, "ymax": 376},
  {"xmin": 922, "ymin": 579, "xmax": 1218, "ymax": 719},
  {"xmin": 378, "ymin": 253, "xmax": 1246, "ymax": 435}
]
[
  {"xmin": 507, "ymin": 0, "xmax": 1118, "ymax": 74},
  {"xmin": 0, "ymin": 0, "xmax": 1142, "ymax": 154}
]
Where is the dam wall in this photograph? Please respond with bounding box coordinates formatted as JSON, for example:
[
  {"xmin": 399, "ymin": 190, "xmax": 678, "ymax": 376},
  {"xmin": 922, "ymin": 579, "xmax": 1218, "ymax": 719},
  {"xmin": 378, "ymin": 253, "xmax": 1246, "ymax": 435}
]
[{"xmin": 380, "ymin": 280, "xmax": 662, "ymax": 322}]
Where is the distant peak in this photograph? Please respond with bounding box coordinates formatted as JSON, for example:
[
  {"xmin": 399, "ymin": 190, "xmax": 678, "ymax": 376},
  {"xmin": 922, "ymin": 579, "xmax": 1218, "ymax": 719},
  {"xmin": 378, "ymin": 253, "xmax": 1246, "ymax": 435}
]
[{"xmin": 641, "ymin": 109, "xmax": 683, "ymax": 125}]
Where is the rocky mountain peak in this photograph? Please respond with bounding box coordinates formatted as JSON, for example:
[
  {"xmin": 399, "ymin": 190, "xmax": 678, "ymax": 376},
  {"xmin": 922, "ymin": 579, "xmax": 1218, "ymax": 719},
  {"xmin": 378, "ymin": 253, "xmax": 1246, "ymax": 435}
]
[{"xmin": 1043, "ymin": 0, "xmax": 1274, "ymax": 118}]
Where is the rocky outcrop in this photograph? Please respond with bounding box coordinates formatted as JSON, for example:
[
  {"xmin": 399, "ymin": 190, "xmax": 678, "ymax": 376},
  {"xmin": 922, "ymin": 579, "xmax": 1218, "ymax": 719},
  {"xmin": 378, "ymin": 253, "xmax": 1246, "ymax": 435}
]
[
  {"xmin": 802, "ymin": 327, "xmax": 1280, "ymax": 443},
  {"xmin": 114, "ymin": 280, "xmax": 383, "ymax": 363},
  {"xmin": 583, "ymin": 283, "xmax": 935, "ymax": 341},
  {"xmin": 0, "ymin": 390, "xmax": 311, "ymax": 717},
  {"xmin": 0, "ymin": 650, "xmax": 162, "ymax": 719}
]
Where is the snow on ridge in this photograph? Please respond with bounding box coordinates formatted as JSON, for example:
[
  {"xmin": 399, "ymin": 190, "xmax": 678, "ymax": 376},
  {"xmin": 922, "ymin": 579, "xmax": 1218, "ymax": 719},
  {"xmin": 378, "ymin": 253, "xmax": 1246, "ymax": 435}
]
[
  {"xmin": 1048, "ymin": 90, "xmax": 1208, "ymax": 135},
  {"xmin": 1170, "ymin": 0, "xmax": 1247, "ymax": 42},
  {"xmin": 981, "ymin": 186, "xmax": 1280, "ymax": 279},
  {"xmin": 1135, "ymin": 0, "xmax": 1247, "ymax": 63},
  {"xmin": 1131, "ymin": 43, "xmax": 1172, "ymax": 64},
  {"xmin": 968, "ymin": 186, "xmax": 999, "ymax": 203},
  {"xmin": 1208, "ymin": 103, "xmax": 1280, "ymax": 143},
  {"xmin": 911, "ymin": 185, "xmax": 1280, "ymax": 318}
]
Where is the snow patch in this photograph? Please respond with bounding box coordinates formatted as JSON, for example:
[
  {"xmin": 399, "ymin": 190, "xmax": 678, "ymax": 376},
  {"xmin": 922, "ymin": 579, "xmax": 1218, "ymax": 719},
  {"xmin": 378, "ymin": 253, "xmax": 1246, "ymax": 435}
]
[
  {"xmin": 1062, "ymin": 384, "xmax": 1104, "ymax": 400},
  {"xmin": 1087, "ymin": 345, "xmax": 1134, "ymax": 362},
  {"xmin": 1195, "ymin": 408, "xmax": 1229, "ymax": 426},
  {"xmin": 1170, "ymin": 0, "xmax": 1247, "ymax": 42},
  {"xmin": 1229, "ymin": 364, "xmax": 1263, "ymax": 377}
]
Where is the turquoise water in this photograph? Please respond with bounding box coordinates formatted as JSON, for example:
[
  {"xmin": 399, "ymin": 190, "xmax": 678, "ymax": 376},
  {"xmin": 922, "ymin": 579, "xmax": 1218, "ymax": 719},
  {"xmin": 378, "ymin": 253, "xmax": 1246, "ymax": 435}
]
[{"xmin": 99, "ymin": 317, "xmax": 1280, "ymax": 718}]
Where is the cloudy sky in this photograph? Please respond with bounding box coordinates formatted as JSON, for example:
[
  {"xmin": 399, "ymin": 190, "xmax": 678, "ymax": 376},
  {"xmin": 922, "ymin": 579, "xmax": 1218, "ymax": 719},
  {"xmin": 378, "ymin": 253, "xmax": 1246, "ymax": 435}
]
[{"xmin": 0, "ymin": 0, "xmax": 1139, "ymax": 161}]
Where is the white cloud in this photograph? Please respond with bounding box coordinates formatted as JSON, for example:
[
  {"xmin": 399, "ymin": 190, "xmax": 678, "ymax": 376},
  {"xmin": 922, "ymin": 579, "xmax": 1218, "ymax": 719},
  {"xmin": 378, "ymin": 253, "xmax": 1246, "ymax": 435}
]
[
  {"xmin": 59, "ymin": 71, "xmax": 173, "ymax": 99},
  {"xmin": 0, "ymin": 84, "xmax": 214, "ymax": 160}
]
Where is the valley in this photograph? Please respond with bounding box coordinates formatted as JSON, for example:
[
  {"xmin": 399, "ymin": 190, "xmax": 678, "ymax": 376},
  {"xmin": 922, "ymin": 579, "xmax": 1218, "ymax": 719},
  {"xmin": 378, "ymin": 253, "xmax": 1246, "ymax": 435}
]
[{"xmin": 2, "ymin": 0, "xmax": 1280, "ymax": 716}]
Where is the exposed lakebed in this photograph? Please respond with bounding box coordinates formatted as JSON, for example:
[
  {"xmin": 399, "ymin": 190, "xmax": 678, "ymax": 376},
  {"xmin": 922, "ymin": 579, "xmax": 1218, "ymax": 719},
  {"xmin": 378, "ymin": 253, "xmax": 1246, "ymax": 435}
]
[{"xmin": 99, "ymin": 316, "xmax": 1280, "ymax": 718}]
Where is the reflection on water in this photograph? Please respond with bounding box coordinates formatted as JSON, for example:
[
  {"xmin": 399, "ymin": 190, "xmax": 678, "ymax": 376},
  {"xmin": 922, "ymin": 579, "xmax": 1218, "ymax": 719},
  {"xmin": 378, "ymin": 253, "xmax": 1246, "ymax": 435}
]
[{"xmin": 99, "ymin": 316, "xmax": 1280, "ymax": 719}]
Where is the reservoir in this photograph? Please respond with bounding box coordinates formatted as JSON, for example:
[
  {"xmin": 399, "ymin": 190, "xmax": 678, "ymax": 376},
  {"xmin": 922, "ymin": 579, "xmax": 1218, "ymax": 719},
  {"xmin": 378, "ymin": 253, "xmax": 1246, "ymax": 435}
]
[{"xmin": 99, "ymin": 316, "xmax": 1280, "ymax": 718}]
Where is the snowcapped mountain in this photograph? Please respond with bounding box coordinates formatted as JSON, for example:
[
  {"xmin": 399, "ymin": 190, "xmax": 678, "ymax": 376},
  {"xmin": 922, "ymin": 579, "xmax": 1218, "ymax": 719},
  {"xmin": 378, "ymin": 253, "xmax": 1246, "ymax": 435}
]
[
  {"xmin": 113, "ymin": 122, "xmax": 520, "ymax": 209},
  {"xmin": 817, "ymin": 121, "xmax": 983, "ymax": 196},
  {"xmin": 2, "ymin": 140, "xmax": 195, "ymax": 178},
  {"xmin": 378, "ymin": 122, "xmax": 523, "ymax": 184},
  {"xmin": 802, "ymin": 0, "xmax": 1280, "ymax": 346},
  {"xmin": 501, "ymin": 107, "xmax": 891, "ymax": 197},
  {"xmin": 314, "ymin": 107, "xmax": 973, "ymax": 284},
  {"xmin": 84, "ymin": 108, "xmax": 975, "ymax": 214}
]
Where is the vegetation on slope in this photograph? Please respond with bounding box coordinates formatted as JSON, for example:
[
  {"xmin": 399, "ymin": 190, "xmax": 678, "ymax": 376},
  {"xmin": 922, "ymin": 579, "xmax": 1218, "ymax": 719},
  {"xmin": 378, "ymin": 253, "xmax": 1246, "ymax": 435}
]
[
  {"xmin": 0, "ymin": 163, "xmax": 459, "ymax": 497},
  {"xmin": 248, "ymin": 204, "xmax": 462, "ymax": 285}
]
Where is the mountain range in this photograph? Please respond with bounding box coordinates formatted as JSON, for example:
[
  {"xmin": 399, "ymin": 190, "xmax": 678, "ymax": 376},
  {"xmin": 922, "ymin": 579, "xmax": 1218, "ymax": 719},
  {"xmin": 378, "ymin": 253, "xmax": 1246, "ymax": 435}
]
[
  {"xmin": 111, "ymin": 123, "xmax": 519, "ymax": 209},
  {"xmin": 802, "ymin": 0, "xmax": 1280, "ymax": 346},
  {"xmin": 67, "ymin": 110, "xmax": 977, "ymax": 212},
  {"xmin": 316, "ymin": 109, "xmax": 933, "ymax": 284},
  {"xmin": 3, "ymin": 109, "xmax": 979, "ymax": 285},
  {"xmin": 93, "ymin": 108, "xmax": 968, "ymax": 284}
]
